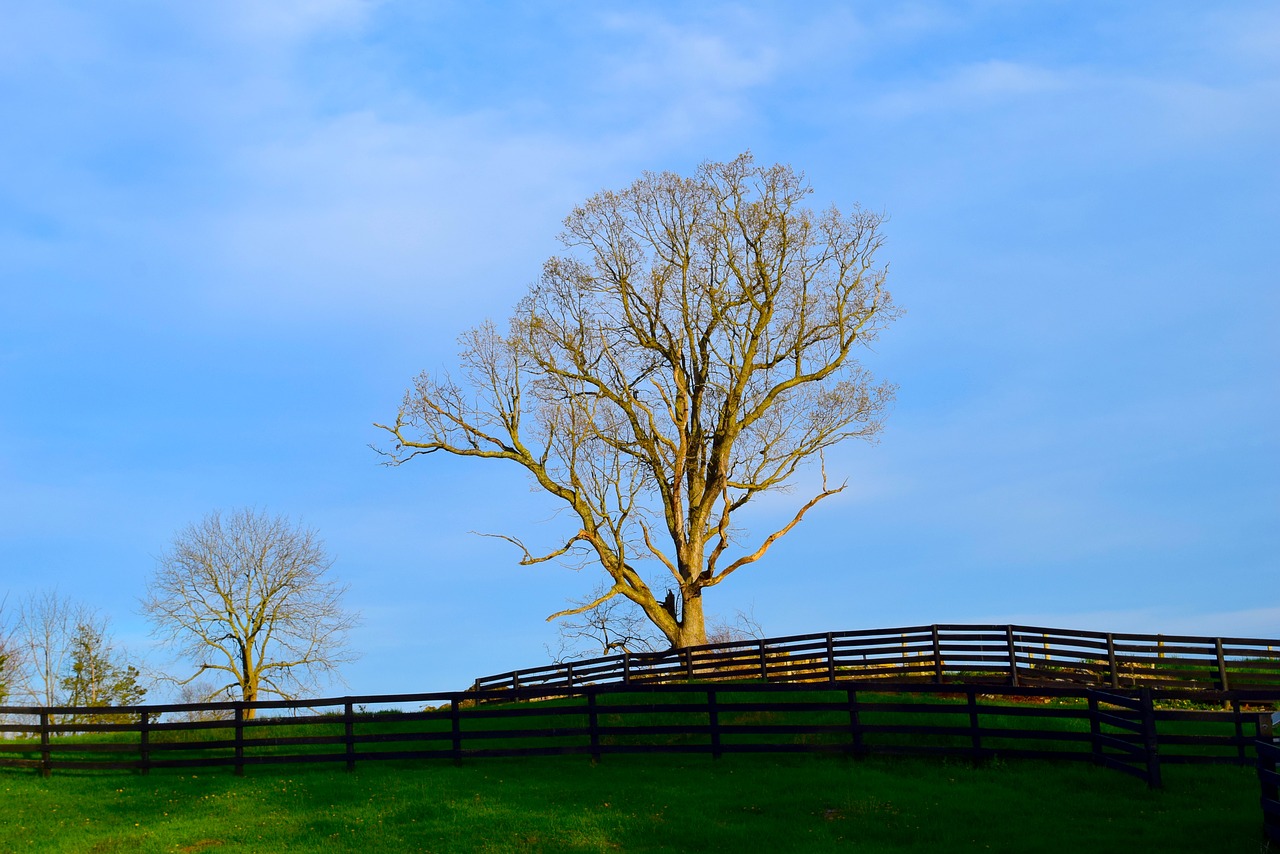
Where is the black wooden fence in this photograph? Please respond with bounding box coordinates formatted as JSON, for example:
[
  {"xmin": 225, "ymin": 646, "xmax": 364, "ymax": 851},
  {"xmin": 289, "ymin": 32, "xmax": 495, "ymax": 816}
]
[
  {"xmin": 2, "ymin": 682, "xmax": 1276, "ymax": 790},
  {"xmin": 473, "ymin": 623, "xmax": 1280, "ymax": 694},
  {"xmin": 1260, "ymin": 712, "xmax": 1280, "ymax": 845}
]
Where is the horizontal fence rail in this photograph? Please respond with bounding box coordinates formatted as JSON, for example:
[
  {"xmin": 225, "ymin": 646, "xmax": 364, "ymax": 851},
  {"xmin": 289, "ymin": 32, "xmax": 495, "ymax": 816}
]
[
  {"xmin": 1, "ymin": 682, "xmax": 1276, "ymax": 787},
  {"xmin": 472, "ymin": 624, "xmax": 1280, "ymax": 695}
]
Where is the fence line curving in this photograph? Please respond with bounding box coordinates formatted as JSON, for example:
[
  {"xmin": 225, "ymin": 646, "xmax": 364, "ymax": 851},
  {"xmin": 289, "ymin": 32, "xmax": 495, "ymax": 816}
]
[
  {"xmin": 471, "ymin": 623, "xmax": 1280, "ymax": 694},
  {"xmin": 3, "ymin": 681, "xmax": 1277, "ymax": 787}
]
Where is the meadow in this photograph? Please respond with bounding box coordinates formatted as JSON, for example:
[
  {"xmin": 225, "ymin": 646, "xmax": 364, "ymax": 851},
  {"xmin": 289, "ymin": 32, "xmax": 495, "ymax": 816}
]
[
  {"xmin": 3, "ymin": 633, "xmax": 1275, "ymax": 851},
  {"xmin": 0, "ymin": 752, "xmax": 1264, "ymax": 853}
]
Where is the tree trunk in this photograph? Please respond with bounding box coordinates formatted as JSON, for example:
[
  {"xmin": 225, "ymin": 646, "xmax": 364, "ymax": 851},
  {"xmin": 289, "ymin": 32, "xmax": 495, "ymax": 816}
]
[
  {"xmin": 242, "ymin": 672, "xmax": 257, "ymax": 720},
  {"xmin": 676, "ymin": 589, "xmax": 707, "ymax": 648}
]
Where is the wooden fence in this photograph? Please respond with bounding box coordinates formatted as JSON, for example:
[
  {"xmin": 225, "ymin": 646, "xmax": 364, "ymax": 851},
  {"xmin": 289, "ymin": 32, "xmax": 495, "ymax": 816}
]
[
  {"xmin": 472, "ymin": 624, "xmax": 1280, "ymax": 694},
  {"xmin": 1260, "ymin": 712, "xmax": 1280, "ymax": 844},
  {"xmin": 2, "ymin": 682, "xmax": 1276, "ymax": 789}
]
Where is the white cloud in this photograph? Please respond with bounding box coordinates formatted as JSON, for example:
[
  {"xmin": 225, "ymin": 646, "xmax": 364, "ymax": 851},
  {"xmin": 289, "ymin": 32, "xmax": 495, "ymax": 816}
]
[
  {"xmin": 1207, "ymin": 5, "xmax": 1280, "ymax": 72},
  {"xmin": 201, "ymin": 0, "xmax": 376, "ymax": 45},
  {"xmin": 201, "ymin": 108, "xmax": 608, "ymax": 326},
  {"xmin": 1131, "ymin": 77, "xmax": 1280, "ymax": 145},
  {"xmin": 588, "ymin": 9, "xmax": 784, "ymax": 147},
  {"xmin": 600, "ymin": 12, "xmax": 780, "ymax": 92},
  {"xmin": 868, "ymin": 60, "xmax": 1076, "ymax": 121}
]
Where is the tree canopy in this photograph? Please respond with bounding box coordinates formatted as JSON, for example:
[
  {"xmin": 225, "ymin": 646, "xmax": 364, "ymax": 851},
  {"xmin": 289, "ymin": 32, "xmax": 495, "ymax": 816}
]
[
  {"xmin": 142, "ymin": 509, "xmax": 358, "ymax": 717},
  {"xmin": 378, "ymin": 153, "xmax": 899, "ymax": 648},
  {"xmin": 60, "ymin": 617, "xmax": 148, "ymax": 722}
]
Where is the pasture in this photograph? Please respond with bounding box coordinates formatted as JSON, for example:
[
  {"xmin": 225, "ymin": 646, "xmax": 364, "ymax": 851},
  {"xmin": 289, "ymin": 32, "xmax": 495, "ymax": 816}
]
[
  {"xmin": 3, "ymin": 624, "xmax": 1276, "ymax": 850},
  {"xmin": 0, "ymin": 753, "xmax": 1262, "ymax": 853}
]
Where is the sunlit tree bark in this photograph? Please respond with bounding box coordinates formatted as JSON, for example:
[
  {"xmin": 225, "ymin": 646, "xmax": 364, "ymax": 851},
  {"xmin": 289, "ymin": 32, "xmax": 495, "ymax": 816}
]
[{"xmin": 378, "ymin": 154, "xmax": 899, "ymax": 648}]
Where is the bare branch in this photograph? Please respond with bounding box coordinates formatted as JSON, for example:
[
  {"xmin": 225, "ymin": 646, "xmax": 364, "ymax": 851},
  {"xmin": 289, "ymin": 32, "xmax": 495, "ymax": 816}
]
[
  {"xmin": 709, "ymin": 458, "xmax": 848, "ymax": 585},
  {"xmin": 142, "ymin": 508, "xmax": 360, "ymax": 717},
  {"xmin": 377, "ymin": 153, "xmax": 897, "ymax": 648},
  {"xmin": 472, "ymin": 531, "xmax": 587, "ymax": 566},
  {"xmin": 546, "ymin": 584, "xmax": 627, "ymax": 621}
]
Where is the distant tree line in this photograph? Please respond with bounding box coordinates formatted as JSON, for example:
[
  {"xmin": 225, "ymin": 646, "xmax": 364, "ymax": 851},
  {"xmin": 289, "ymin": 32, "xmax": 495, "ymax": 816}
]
[{"xmin": 0, "ymin": 590, "xmax": 145, "ymax": 716}]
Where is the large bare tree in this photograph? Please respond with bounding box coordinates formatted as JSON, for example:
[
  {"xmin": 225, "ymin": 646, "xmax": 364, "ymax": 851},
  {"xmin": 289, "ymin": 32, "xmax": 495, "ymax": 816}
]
[
  {"xmin": 377, "ymin": 154, "xmax": 899, "ymax": 648},
  {"xmin": 142, "ymin": 509, "xmax": 358, "ymax": 717}
]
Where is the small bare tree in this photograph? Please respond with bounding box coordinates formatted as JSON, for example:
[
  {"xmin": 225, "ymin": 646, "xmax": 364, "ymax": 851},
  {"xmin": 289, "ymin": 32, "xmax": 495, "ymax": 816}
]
[
  {"xmin": 548, "ymin": 582, "xmax": 663, "ymax": 663},
  {"xmin": 142, "ymin": 509, "xmax": 359, "ymax": 718},
  {"xmin": 378, "ymin": 153, "xmax": 899, "ymax": 648},
  {"xmin": 173, "ymin": 679, "xmax": 234, "ymax": 723},
  {"xmin": 0, "ymin": 595, "xmax": 17, "ymax": 705},
  {"xmin": 706, "ymin": 606, "xmax": 765, "ymax": 647},
  {"xmin": 14, "ymin": 589, "xmax": 88, "ymax": 708}
]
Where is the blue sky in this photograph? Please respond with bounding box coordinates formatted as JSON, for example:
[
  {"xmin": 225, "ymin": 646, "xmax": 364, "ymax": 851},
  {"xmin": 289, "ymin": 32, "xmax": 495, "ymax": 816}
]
[{"xmin": 1, "ymin": 1, "xmax": 1276, "ymax": 697}]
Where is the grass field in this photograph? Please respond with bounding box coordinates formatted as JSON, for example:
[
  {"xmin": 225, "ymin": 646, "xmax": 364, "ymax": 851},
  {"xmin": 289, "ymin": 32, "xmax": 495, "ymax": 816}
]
[{"xmin": 0, "ymin": 753, "xmax": 1266, "ymax": 853}]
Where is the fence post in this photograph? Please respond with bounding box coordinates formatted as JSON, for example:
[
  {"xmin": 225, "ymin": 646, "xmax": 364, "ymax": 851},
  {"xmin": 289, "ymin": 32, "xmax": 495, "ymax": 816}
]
[
  {"xmin": 966, "ymin": 686, "xmax": 982, "ymax": 764},
  {"xmin": 1005, "ymin": 626, "xmax": 1019, "ymax": 687},
  {"xmin": 708, "ymin": 689, "xmax": 721, "ymax": 759},
  {"xmin": 1139, "ymin": 687, "xmax": 1161, "ymax": 789},
  {"xmin": 1087, "ymin": 692, "xmax": 1101, "ymax": 766},
  {"xmin": 1260, "ymin": 734, "xmax": 1280, "ymax": 846},
  {"xmin": 1230, "ymin": 698, "xmax": 1246, "ymax": 764},
  {"xmin": 759, "ymin": 639, "xmax": 768, "ymax": 681},
  {"xmin": 1107, "ymin": 633, "xmax": 1119, "ymax": 689},
  {"xmin": 1215, "ymin": 639, "xmax": 1230, "ymax": 691},
  {"xmin": 587, "ymin": 689, "xmax": 601, "ymax": 764},
  {"xmin": 234, "ymin": 705, "xmax": 245, "ymax": 777},
  {"xmin": 39, "ymin": 711, "xmax": 51, "ymax": 778},
  {"xmin": 566, "ymin": 662, "xmax": 575, "ymax": 690},
  {"xmin": 140, "ymin": 710, "xmax": 151, "ymax": 776},
  {"xmin": 684, "ymin": 648, "xmax": 694, "ymax": 681},
  {"xmin": 450, "ymin": 697, "xmax": 463, "ymax": 766},
  {"xmin": 931, "ymin": 625, "xmax": 943, "ymax": 684},
  {"xmin": 826, "ymin": 633, "xmax": 836, "ymax": 683},
  {"xmin": 623, "ymin": 652, "xmax": 631, "ymax": 685},
  {"xmin": 344, "ymin": 700, "xmax": 356, "ymax": 772},
  {"xmin": 846, "ymin": 688, "xmax": 865, "ymax": 757}
]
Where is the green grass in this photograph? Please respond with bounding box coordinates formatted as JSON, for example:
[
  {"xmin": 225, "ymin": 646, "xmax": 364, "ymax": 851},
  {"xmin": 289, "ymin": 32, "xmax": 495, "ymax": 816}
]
[{"xmin": 0, "ymin": 753, "xmax": 1266, "ymax": 853}]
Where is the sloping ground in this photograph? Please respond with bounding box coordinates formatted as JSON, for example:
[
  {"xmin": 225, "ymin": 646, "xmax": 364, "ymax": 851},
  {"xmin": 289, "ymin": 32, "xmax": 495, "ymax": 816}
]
[{"xmin": 0, "ymin": 754, "xmax": 1261, "ymax": 853}]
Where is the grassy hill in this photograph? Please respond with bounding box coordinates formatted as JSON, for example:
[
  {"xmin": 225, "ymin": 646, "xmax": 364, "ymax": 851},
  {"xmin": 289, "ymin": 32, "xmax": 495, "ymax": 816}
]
[{"xmin": 0, "ymin": 752, "xmax": 1262, "ymax": 852}]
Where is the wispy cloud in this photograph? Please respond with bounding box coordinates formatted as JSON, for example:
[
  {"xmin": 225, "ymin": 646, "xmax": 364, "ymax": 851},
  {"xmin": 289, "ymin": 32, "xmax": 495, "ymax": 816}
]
[
  {"xmin": 870, "ymin": 59, "xmax": 1075, "ymax": 120},
  {"xmin": 209, "ymin": 0, "xmax": 374, "ymax": 43}
]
